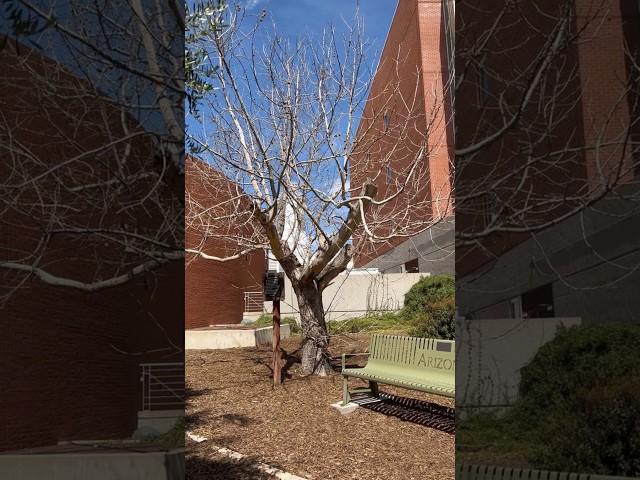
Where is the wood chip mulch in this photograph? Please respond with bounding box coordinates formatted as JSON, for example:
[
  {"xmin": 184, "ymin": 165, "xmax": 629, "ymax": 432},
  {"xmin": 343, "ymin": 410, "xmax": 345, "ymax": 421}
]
[{"xmin": 186, "ymin": 334, "xmax": 454, "ymax": 480}]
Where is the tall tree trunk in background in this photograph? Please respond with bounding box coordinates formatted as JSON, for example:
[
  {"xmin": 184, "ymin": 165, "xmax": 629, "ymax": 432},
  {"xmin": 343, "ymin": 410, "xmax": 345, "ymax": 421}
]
[{"xmin": 294, "ymin": 281, "xmax": 331, "ymax": 376}]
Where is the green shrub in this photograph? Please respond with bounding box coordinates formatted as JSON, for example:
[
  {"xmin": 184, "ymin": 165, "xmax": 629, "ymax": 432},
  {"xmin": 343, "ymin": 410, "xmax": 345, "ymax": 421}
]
[
  {"xmin": 514, "ymin": 324, "xmax": 640, "ymax": 429},
  {"xmin": 458, "ymin": 324, "xmax": 640, "ymax": 472},
  {"xmin": 327, "ymin": 312, "xmax": 409, "ymax": 335},
  {"xmin": 138, "ymin": 417, "xmax": 185, "ymax": 448},
  {"xmin": 530, "ymin": 377, "xmax": 640, "ymax": 476},
  {"xmin": 408, "ymin": 296, "xmax": 455, "ymax": 339},
  {"xmin": 508, "ymin": 323, "xmax": 640, "ymax": 474},
  {"xmin": 401, "ymin": 274, "xmax": 454, "ymax": 321},
  {"xmin": 252, "ymin": 313, "xmax": 300, "ymax": 334}
]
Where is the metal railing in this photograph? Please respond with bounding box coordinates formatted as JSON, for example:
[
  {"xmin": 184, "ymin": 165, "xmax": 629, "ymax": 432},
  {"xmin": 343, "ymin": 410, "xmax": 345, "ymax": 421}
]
[
  {"xmin": 244, "ymin": 291, "xmax": 265, "ymax": 312},
  {"xmin": 140, "ymin": 363, "xmax": 184, "ymax": 411}
]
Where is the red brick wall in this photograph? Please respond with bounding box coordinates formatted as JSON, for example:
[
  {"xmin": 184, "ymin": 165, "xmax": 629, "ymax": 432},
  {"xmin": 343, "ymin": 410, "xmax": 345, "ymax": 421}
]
[
  {"xmin": 575, "ymin": 0, "xmax": 634, "ymax": 184},
  {"xmin": 185, "ymin": 158, "xmax": 265, "ymax": 328},
  {"xmin": 418, "ymin": 0, "xmax": 453, "ymax": 218},
  {"xmin": 2, "ymin": 268, "xmax": 183, "ymax": 451},
  {"xmin": 185, "ymin": 250, "xmax": 265, "ymax": 328},
  {"xmin": 351, "ymin": 0, "xmax": 453, "ymax": 266},
  {"xmin": 620, "ymin": 1, "xmax": 640, "ymax": 172}
]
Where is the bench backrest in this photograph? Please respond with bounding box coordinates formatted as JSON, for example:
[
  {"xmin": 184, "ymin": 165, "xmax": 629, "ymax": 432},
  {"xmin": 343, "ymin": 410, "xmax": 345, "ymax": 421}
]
[
  {"xmin": 368, "ymin": 335, "xmax": 455, "ymax": 375},
  {"xmin": 457, "ymin": 464, "xmax": 631, "ymax": 480}
]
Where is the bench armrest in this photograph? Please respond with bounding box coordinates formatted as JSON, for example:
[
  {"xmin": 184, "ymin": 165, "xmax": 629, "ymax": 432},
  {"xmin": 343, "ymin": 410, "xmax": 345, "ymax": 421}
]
[{"xmin": 341, "ymin": 352, "xmax": 370, "ymax": 370}]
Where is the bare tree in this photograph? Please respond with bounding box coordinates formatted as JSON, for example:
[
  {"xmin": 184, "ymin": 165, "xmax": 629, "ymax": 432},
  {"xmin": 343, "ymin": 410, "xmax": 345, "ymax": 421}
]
[{"xmin": 186, "ymin": 6, "xmax": 451, "ymax": 375}]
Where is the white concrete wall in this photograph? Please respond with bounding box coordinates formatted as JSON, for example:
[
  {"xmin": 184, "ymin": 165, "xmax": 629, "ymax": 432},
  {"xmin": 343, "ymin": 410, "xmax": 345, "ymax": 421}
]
[
  {"xmin": 255, "ymin": 324, "xmax": 291, "ymax": 346},
  {"xmin": 456, "ymin": 316, "xmax": 581, "ymax": 415},
  {"xmin": 271, "ymin": 272, "xmax": 426, "ymax": 322},
  {"xmin": 185, "ymin": 324, "xmax": 291, "ymax": 350},
  {"xmin": 137, "ymin": 410, "xmax": 183, "ymax": 434},
  {"xmin": 186, "ymin": 329, "xmax": 255, "ymax": 349},
  {"xmin": 0, "ymin": 450, "xmax": 183, "ymax": 480}
]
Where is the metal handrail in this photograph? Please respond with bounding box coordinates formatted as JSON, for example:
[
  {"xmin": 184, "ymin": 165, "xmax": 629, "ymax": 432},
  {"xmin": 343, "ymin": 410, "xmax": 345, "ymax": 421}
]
[
  {"xmin": 244, "ymin": 291, "xmax": 265, "ymax": 312},
  {"xmin": 140, "ymin": 363, "xmax": 184, "ymax": 411}
]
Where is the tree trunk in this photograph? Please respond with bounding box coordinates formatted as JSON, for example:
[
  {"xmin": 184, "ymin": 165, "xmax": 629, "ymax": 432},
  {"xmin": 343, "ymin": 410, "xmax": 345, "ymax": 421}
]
[{"xmin": 294, "ymin": 281, "xmax": 332, "ymax": 376}]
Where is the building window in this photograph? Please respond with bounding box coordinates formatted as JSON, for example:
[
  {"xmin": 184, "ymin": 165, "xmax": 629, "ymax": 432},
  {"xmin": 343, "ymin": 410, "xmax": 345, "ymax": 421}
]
[
  {"xmin": 404, "ymin": 258, "xmax": 419, "ymax": 273},
  {"xmin": 509, "ymin": 296, "xmax": 523, "ymax": 318},
  {"xmin": 477, "ymin": 63, "xmax": 490, "ymax": 104},
  {"xmin": 471, "ymin": 192, "xmax": 497, "ymax": 230},
  {"xmin": 386, "ymin": 164, "xmax": 393, "ymax": 184},
  {"xmin": 383, "ymin": 110, "xmax": 390, "ymax": 131},
  {"xmin": 521, "ymin": 283, "xmax": 555, "ymax": 318}
]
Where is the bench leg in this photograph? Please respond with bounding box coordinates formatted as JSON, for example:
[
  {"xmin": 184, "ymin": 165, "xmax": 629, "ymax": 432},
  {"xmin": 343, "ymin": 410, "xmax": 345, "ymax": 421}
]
[
  {"xmin": 342, "ymin": 376, "xmax": 351, "ymax": 406},
  {"xmin": 369, "ymin": 380, "xmax": 379, "ymax": 397}
]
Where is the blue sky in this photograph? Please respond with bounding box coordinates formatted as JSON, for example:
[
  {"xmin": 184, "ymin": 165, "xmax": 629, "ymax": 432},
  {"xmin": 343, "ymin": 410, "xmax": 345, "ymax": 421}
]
[
  {"xmin": 185, "ymin": 0, "xmax": 399, "ymax": 243},
  {"xmin": 245, "ymin": 0, "xmax": 396, "ymax": 52},
  {"xmin": 187, "ymin": 0, "xmax": 398, "ymax": 156}
]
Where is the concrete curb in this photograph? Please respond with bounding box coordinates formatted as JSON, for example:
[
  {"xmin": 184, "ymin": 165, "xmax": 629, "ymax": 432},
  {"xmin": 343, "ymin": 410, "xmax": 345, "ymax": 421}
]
[{"xmin": 186, "ymin": 432, "xmax": 307, "ymax": 480}]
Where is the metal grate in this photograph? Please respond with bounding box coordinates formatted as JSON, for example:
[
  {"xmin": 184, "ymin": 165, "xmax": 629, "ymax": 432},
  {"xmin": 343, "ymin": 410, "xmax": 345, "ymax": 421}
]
[
  {"xmin": 456, "ymin": 464, "xmax": 632, "ymax": 480},
  {"xmin": 355, "ymin": 392, "xmax": 455, "ymax": 434}
]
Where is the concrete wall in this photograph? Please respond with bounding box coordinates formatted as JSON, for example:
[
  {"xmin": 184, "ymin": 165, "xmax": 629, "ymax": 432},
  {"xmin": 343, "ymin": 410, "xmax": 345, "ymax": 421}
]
[
  {"xmin": 456, "ymin": 317, "xmax": 581, "ymax": 415},
  {"xmin": 273, "ymin": 272, "xmax": 425, "ymax": 322},
  {"xmin": 457, "ymin": 188, "xmax": 640, "ymax": 325},
  {"xmin": 137, "ymin": 410, "xmax": 183, "ymax": 435},
  {"xmin": 0, "ymin": 450, "xmax": 184, "ymax": 480},
  {"xmin": 363, "ymin": 220, "xmax": 454, "ymax": 274},
  {"xmin": 185, "ymin": 324, "xmax": 291, "ymax": 350},
  {"xmin": 254, "ymin": 325, "xmax": 291, "ymax": 347}
]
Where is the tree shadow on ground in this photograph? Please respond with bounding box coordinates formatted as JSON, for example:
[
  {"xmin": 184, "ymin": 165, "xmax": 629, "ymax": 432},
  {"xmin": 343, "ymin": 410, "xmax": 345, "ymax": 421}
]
[
  {"xmin": 187, "ymin": 440, "xmax": 292, "ymax": 480},
  {"xmin": 185, "ymin": 387, "xmax": 211, "ymax": 430},
  {"xmin": 186, "ymin": 386, "xmax": 212, "ymax": 399},
  {"xmin": 217, "ymin": 413, "xmax": 252, "ymax": 427},
  {"xmin": 250, "ymin": 348, "xmax": 302, "ymax": 381}
]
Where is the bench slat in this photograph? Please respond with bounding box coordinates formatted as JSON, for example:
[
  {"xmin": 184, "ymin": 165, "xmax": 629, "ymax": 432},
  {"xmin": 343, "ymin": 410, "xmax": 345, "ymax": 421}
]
[{"xmin": 342, "ymin": 334, "xmax": 455, "ymax": 401}]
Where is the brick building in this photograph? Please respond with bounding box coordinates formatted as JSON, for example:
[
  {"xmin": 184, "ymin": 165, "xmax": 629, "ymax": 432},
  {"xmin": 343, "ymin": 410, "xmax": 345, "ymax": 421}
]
[
  {"xmin": 351, "ymin": 0, "xmax": 454, "ymax": 275},
  {"xmin": 456, "ymin": 0, "xmax": 640, "ymax": 322},
  {"xmin": 185, "ymin": 157, "xmax": 265, "ymax": 328},
  {"xmin": 1, "ymin": 41, "xmax": 183, "ymax": 451}
]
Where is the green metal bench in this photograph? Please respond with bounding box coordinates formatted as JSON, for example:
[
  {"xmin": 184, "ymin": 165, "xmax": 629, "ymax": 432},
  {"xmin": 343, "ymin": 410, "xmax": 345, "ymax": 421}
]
[
  {"xmin": 457, "ymin": 464, "xmax": 634, "ymax": 480},
  {"xmin": 341, "ymin": 334, "xmax": 455, "ymax": 405}
]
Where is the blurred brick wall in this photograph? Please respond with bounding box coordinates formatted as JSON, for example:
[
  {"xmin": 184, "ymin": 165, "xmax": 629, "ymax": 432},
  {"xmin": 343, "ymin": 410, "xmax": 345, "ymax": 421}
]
[
  {"xmin": 184, "ymin": 158, "xmax": 265, "ymax": 328},
  {"xmin": 2, "ymin": 268, "xmax": 184, "ymax": 451},
  {"xmin": 455, "ymin": 0, "xmax": 637, "ymax": 278},
  {"xmin": 0, "ymin": 41, "xmax": 184, "ymax": 452}
]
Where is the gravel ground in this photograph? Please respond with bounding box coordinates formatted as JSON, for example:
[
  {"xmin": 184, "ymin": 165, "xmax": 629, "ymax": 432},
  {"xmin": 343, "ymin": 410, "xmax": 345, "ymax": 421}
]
[{"xmin": 186, "ymin": 334, "xmax": 455, "ymax": 480}]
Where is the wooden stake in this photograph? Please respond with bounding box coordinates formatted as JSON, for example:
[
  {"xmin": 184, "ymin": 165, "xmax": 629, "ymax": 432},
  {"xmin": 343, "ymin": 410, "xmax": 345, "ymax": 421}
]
[{"xmin": 272, "ymin": 276, "xmax": 283, "ymax": 386}]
